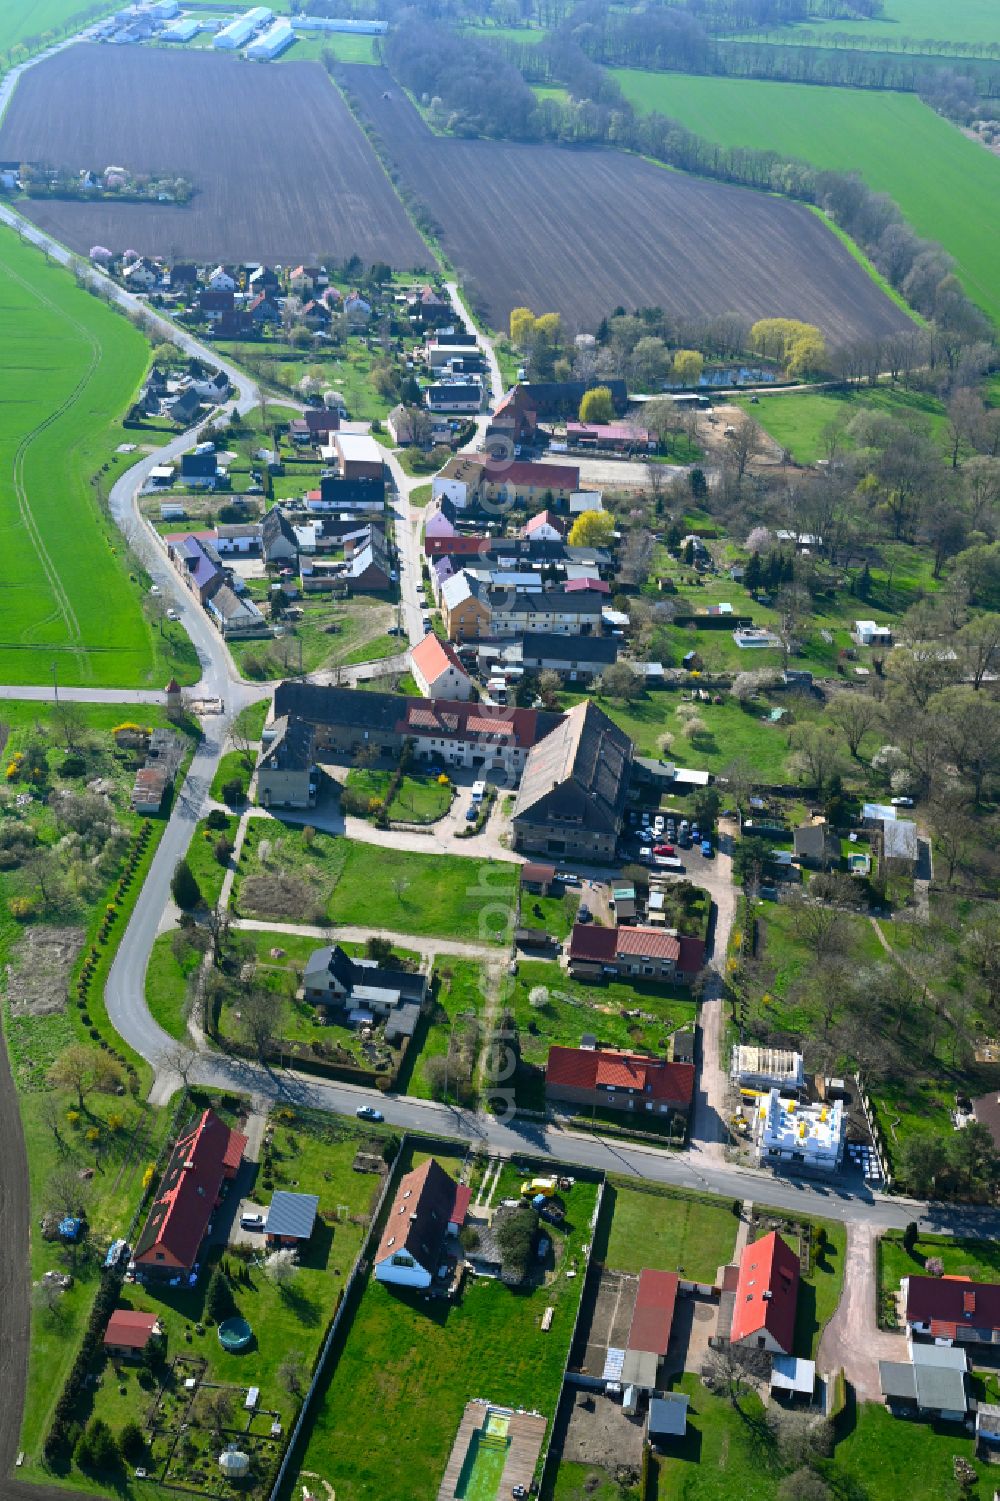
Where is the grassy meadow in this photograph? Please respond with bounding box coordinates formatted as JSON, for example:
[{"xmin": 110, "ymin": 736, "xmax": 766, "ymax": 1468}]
[
  {"xmin": 614, "ymin": 71, "xmax": 1000, "ymax": 325},
  {"xmin": 0, "ymin": 229, "xmax": 194, "ymax": 687},
  {"xmin": 734, "ymin": 384, "xmax": 952, "ymax": 465}
]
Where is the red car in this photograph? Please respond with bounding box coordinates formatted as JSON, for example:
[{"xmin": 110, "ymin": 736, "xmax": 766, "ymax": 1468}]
[{"xmin": 652, "ymin": 843, "xmax": 675, "ymax": 856}]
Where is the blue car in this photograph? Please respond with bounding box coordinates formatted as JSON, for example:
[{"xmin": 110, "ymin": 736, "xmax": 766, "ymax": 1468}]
[
  {"xmin": 701, "ymin": 839, "xmax": 713, "ymax": 857},
  {"xmin": 465, "ymin": 806, "xmax": 478, "ymax": 822}
]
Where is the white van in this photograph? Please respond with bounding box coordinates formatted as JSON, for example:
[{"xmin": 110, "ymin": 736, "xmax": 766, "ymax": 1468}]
[{"xmin": 471, "ymin": 780, "xmax": 486, "ymax": 803}]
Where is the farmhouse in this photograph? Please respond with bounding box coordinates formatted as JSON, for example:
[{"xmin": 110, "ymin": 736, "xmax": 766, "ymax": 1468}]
[
  {"xmin": 520, "ymin": 379, "xmax": 629, "ymax": 418},
  {"xmin": 255, "ymin": 715, "xmax": 316, "ymax": 809},
  {"xmin": 374, "ymin": 1158, "xmax": 465, "ymax": 1289},
  {"xmin": 545, "ymin": 1046, "xmax": 695, "ymax": 1120},
  {"xmin": 206, "ymin": 582, "xmax": 267, "ymax": 638},
  {"xmin": 269, "ymin": 681, "xmax": 562, "ymax": 777},
  {"xmin": 132, "ymin": 1109, "xmax": 246, "ymax": 1282},
  {"xmin": 481, "ymin": 459, "xmax": 580, "ymax": 506},
  {"xmin": 567, "ymin": 925, "xmax": 706, "ymax": 986},
  {"xmin": 512, "ymin": 699, "xmax": 632, "ymax": 861},
  {"xmin": 302, "ymin": 943, "xmax": 428, "ymax": 1043},
  {"xmin": 480, "ymin": 631, "xmax": 618, "ymax": 683},
  {"xmin": 729, "ymin": 1232, "xmax": 800, "ymax": 1356},
  {"xmin": 104, "ymin": 1310, "xmax": 162, "ymax": 1360},
  {"xmin": 565, "ymin": 421, "xmax": 653, "ymax": 452},
  {"xmin": 410, "ymin": 633, "xmax": 474, "ymax": 700}
]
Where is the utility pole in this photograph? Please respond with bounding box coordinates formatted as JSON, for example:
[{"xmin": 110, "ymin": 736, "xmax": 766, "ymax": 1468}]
[{"xmin": 51, "ymin": 660, "xmax": 59, "ymax": 706}]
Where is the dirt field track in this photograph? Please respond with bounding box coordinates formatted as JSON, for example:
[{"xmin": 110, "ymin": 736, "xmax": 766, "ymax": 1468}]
[
  {"xmin": 343, "ymin": 66, "xmax": 913, "ymax": 343},
  {"xmin": 0, "ymin": 46, "xmax": 429, "ymax": 269}
]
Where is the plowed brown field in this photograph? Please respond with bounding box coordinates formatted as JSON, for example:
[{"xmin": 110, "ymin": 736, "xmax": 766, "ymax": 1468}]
[
  {"xmin": 343, "ymin": 65, "xmax": 913, "ymax": 343},
  {"xmin": 0, "ymin": 46, "xmax": 429, "ymax": 269}
]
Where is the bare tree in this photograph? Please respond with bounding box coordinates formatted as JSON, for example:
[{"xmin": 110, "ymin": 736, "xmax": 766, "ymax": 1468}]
[
  {"xmin": 240, "ymin": 989, "xmax": 282, "ymax": 1060},
  {"xmin": 53, "ymin": 701, "xmax": 87, "ymax": 752},
  {"xmin": 277, "ymin": 1350, "xmax": 308, "ymax": 1398},
  {"xmin": 161, "ymin": 1044, "xmax": 197, "ymax": 1087},
  {"xmin": 724, "ymin": 416, "xmax": 760, "ymax": 493},
  {"xmin": 826, "ymin": 691, "xmax": 881, "ymax": 759},
  {"xmin": 705, "ymin": 1343, "xmax": 771, "ymax": 1419},
  {"xmin": 265, "ymin": 1247, "xmax": 299, "ymax": 1291}
]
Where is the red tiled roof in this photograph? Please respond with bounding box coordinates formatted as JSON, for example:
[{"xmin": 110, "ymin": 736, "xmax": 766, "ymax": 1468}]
[
  {"xmin": 615, "ymin": 927, "xmax": 683, "ymax": 962},
  {"xmin": 450, "ymin": 1184, "xmax": 472, "ymax": 1226},
  {"xmin": 906, "ymin": 1274, "xmax": 1000, "ymax": 1332},
  {"xmin": 525, "ymin": 510, "xmax": 564, "ymax": 535},
  {"xmin": 545, "ymin": 1046, "xmax": 695, "ymax": 1107},
  {"xmin": 104, "ymin": 1310, "xmax": 159, "ymax": 1349},
  {"xmin": 730, "ymin": 1232, "xmax": 800, "ymax": 1355},
  {"xmin": 628, "ymin": 1270, "xmax": 679, "ymax": 1355},
  {"xmin": 375, "ymin": 1158, "xmax": 457, "ymax": 1272},
  {"xmin": 483, "ymin": 460, "xmax": 579, "ymax": 490},
  {"xmin": 133, "ymin": 1109, "xmax": 247, "ymax": 1273},
  {"xmin": 398, "ymin": 699, "xmax": 548, "ymax": 749},
  {"xmin": 521, "ymin": 862, "xmax": 556, "ymax": 884},
  {"xmin": 411, "ymin": 632, "xmax": 466, "ymax": 686},
  {"xmin": 564, "ymin": 577, "xmax": 610, "ymax": 594},
  {"xmin": 424, "ymin": 535, "xmax": 491, "ymax": 558},
  {"xmin": 568, "ymin": 925, "xmax": 618, "ymax": 963}
]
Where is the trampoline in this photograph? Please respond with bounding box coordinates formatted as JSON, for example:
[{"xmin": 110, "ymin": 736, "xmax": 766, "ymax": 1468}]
[{"xmin": 217, "ymin": 1317, "xmax": 253, "ymax": 1353}]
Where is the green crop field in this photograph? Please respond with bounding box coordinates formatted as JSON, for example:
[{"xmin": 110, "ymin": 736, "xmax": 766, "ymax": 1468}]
[
  {"xmin": 0, "ymin": 229, "xmax": 185, "ymax": 687},
  {"xmin": 0, "ymin": 0, "xmax": 109, "ymax": 56},
  {"xmin": 614, "ymin": 71, "xmax": 1000, "ymax": 326},
  {"xmin": 776, "ymin": 0, "xmax": 1000, "ymax": 47}
]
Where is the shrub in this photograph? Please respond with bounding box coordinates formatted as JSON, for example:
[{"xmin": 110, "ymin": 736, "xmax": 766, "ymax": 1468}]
[
  {"xmin": 171, "ymin": 858, "xmax": 201, "ymax": 910},
  {"xmin": 206, "ymin": 809, "xmax": 229, "ymax": 831},
  {"xmin": 118, "ymin": 1420, "xmax": 145, "ymax": 1462},
  {"xmin": 214, "ymin": 836, "xmax": 234, "ymax": 865},
  {"xmin": 221, "ymin": 777, "xmax": 245, "ymax": 805}
]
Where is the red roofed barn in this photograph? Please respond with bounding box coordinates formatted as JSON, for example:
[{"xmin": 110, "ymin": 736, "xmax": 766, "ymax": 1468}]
[
  {"xmin": 132, "ymin": 1109, "xmax": 246, "ymax": 1281},
  {"xmin": 628, "ymin": 1269, "xmax": 679, "ymax": 1356},
  {"xmin": 104, "ymin": 1310, "xmax": 162, "ymax": 1360},
  {"xmin": 545, "ymin": 1045, "xmax": 695, "ymax": 1120},
  {"xmin": 730, "ymin": 1232, "xmax": 800, "ymax": 1356}
]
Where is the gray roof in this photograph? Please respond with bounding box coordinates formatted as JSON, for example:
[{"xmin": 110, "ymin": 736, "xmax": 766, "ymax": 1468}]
[
  {"xmin": 794, "ymin": 823, "xmax": 834, "ymax": 858},
  {"xmin": 880, "ymin": 1344, "xmax": 967, "ymax": 1413},
  {"xmin": 518, "ymin": 632, "xmax": 618, "ymax": 665},
  {"xmin": 488, "ymin": 587, "xmax": 605, "ymax": 616},
  {"xmin": 273, "ymin": 681, "xmax": 405, "ymax": 735},
  {"xmin": 266, "ymin": 1191, "xmax": 319, "ymax": 1240},
  {"xmin": 262, "ymin": 506, "xmax": 298, "ymax": 553},
  {"xmin": 770, "ymin": 1355, "xmax": 816, "ymax": 1394},
  {"xmin": 883, "ymin": 818, "xmax": 918, "ymax": 861},
  {"xmin": 647, "ymin": 1394, "xmax": 689, "ymax": 1437},
  {"xmin": 513, "ymin": 699, "xmax": 633, "ymax": 835},
  {"xmin": 258, "ymin": 715, "xmax": 315, "ymax": 776}
]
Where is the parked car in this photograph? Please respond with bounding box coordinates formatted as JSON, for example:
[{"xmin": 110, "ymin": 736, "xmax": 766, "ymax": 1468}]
[
  {"xmin": 578, "ymin": 904, "xmax": 592, "ymax": 923},
  {"xmin": 639, "ymin": 845, "xmax": 652, "ymax": 862},
  {"xmin": 653, "ymin": 843, "xmax": 675, "ymax": 856},
  {"xmin": 465, "ymin": 805, "xmax": 478, "ymax": 822},
  {"xmin": 701, "ymin": 839, "xmax": 713, "ymax": 857},
  {"xmin": 356, "ymin": 1105, "xmax": 384, "ymax": 1122},
  {"xmin": 890, "ymin": 795, "xmax": 915, "ymax": 807},
  {"xmin": 240, "ymin": 1213, "xmax": 265, "ymax": 1231},
  {"xmin": 166, "ymin": 608, "xmax": 179, "ymax": 620},
  {"xmin": 653, "ymin": 815, "xmax": 665, "ymax": 835},
  {"xmin": 388, "ymin": 625, "xmax": 405, "ymax": 636}
]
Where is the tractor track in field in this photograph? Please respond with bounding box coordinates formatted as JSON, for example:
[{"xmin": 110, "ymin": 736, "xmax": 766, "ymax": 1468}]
[{"xmin": 3, "ymin": 252, "xmax": 101, "ymax": 680}]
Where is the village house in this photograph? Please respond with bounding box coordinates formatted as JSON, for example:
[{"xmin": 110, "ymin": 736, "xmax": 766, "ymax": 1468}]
[
  {"xmin": 302, "ymin": 943, "xmax": 429, "ymax": 1044},
  {"xmin": 879, "ymin": 1343, "xmax": 969, "ymax": 1422},
  {"xmin": 480, "ymin": 459, "xmax": 580, "ymax": 507},
  {"xmin": 424, "ymin": 495, "xmax": 461, "ymax": 540},
  {"xmin": 255, "ymin": 716, "xmax": 316, "ymax": 809},
  {"xmin": 103, "ymin": 1310, "xmax": 163, "ymax": 1361},
  {"xmin": 374, "ymin": 1158, "xmax": 468, "ymax": 1289},
  {"xmin": 199, "ymin": 288, "xmax": 235, "ymax": 321},
  {"xmin": 387, "ymin": 404, "xmax": 416, "ymax": 446},
  {"xmin": 545, "ymin": 1045, "xmax": 695, "ymax": 1121},
  {"xmin": 567, "ymin": 924, "xmax": 706, "ymax": 986},
  {"xmin": 410, "ymin": 633, "xmax": 475, "ymax": 700},
  {"xmin": 425, "ymin": 379, "xmax": 484, "ymax": 413},
  {"xmin": 523, "ymin": 509, "xmax": 565, "ymax": 542},
  {"xmin": 169, "ymin": 534, "xmax": 225, "ymax": 604},
  {"xmin": 206, "ymin": 582, "xmax": 267, "ymax": 638},
  {"xmin": 441, "ymin": 571, "xmax": 490, "ymax": 642},
  {"xmin": 729, "ymin": 1232, "xmax": 800, "ymax": 1356},
  {"xmin": 512, "ymin": 699, "xmax": 632, "ymax": 861},
  {"xmin": 180, "ymin": 449, "xmax": 218, "ymax": 488},
  {"xmin": 262, "ymin": 507, "xmax": 299, "ymax": 565},
  {"xmin": 432, "ymin": 456, "xmax": 485, "ymax": 510},
  {"xmin": 479, "ymin": 631, "xmax": 618, "ymax": 685},
  {"xmin": 902, "ymin": 1275, "xmax": 1000, "ymax": 1347},
  {"xmin": 132, "ymin": 1109, "xmax": 246, "ymax": 1283},
  {"xmin": 488, "ymin": 585, "xmax": 605, "ymax": 638},
  {"xmin": 565, "ymin": 420, "xmax": 654, "ymax": 452},
  {"xmin": 793, "ymin": 821, "xmax": 839, "ymax": 869}
]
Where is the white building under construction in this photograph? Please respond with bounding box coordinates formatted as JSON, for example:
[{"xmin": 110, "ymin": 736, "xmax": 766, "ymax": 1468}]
[{"xmin": 756, "ymin": 1089, "xmax": 846, "ymax": 1174}]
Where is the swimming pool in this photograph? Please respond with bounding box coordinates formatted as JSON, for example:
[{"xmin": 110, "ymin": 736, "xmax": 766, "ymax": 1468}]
[{"xmin": 454, "ymin": 1411, "xmax": 511, "ymax": 1501}]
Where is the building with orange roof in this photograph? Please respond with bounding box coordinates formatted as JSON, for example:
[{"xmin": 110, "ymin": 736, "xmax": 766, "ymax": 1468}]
[
  {"xmin": 132, "ymin": 1109, "xmax": 246, "ymax": 1282},
  {"xmin": 410, "ymin": 632, "xmax": 474, "ymax": 701},
  {"xmin": 544, "ymin": 1045, "xmax": 694, "ymax": 1121},
  {"xmin": 730, "ymin": 1232, "xmax": 800, "ymax": 1356}
]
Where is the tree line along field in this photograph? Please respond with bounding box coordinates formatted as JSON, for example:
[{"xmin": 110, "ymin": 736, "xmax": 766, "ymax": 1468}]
[
  {"xmin": 614, "ymin": 70, "xmax": 1000, "ymax": 327},
  {"xmin": 0, "ymin": 0, "xmax": 99, "ymax": 57},
  {"xmin": 0, "ymin": 227, "xmax": 187, "ymax": 687},
  {"xmin": 342, "ymin": 65, "xmax": 912, "ymax": 342},
  {"xmin": 0, "ymin": 46, "xmax": 429, "ymax": 268},
  {"xmin": 765, "ymin": 0, "xmax": 1000, "ymax": 47}
]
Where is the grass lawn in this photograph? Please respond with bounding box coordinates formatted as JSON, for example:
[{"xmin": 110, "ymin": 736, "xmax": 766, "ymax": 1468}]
[
  {"xmin": 512, "ymin": 960, "xmax": 696, "ymax": 1109},
  {"xmin": 831, "ymin": 1399, "xmax": 988, "ymax": 1499},
  {"xmin": 0, "ymin": 228, "xmax": 196, "ymax": 687},
  {"xmin": 235, "ymin": 823, "xmax": 518, "ymax": 942},
  {"xmin": 292, "ymin": 1147, "xmax": 596, "ymax": 1501},
  {"xmin": 403, "ymin": 958, "xmax": 487, "ymax": 1101},
  {"xmin": 657, "ymin": 1373, "xmax": 781, "ymax": 1501},
  {"xmin": 749, "ymin": 901, "xmax": 887, "ymax": 1038},
  {"xmin": 614, "ymin": 71, "xmax": 1000, "ymax": 325},
  {"xmin": 232, "ymin": 699, "xmax": 270, "ymax": 742},
  {"xmin": 734, "ymin": 385, "xmax": 952, "ymax": 465},
  {"xmin": 796, "ymin": 1220, "xmax": 846, "ymax": 1358},
  {"xmin": 562, "ymin": 690, "xmax": 795, "ymax": 779},
  {"xmin": 145, "ymin": 929, "xmax": 199, "ymax": 1041},
  {"xmin": 519, "ymin": 888, "xmax": 580, "ymax": 941},
  {"xmin": 210, "ymin": 748, "xmax": 253, "ymax": 803},
  {"xmin": 229, "ymin": 595, "xmax": 395, "ymax": 678},
  {"xmin": 550, "ymin": 1464, "xmax": 631, "ymax": 1501},
  {"xmin": 0, "ymin": 0, "xmax": 116, "ymax": 56},
  {"xmin": 16, "ymin": 1087, "xmax": 174, "ymax": 1460},
  {"xmin": 277, "ymin": 29, "xmax": 379, "ymax": 63},
  {"xmin": 345, "ymin": 767, "xmax": 453, "ymax": 823},
  {"xmin": 54, "ymin": 1110, "xmax": 383, "ymax": 1492},
  {"xmin": 597, "ymin": 1183, "xmax": 738, "ymax": 1284},
  {"xmin": 186, "ymin": 814, "xmax": 238, "ymax": 911},
  {"xmin": 340, "ymin": 632, "xmax": 402, "ymax": 665}
]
